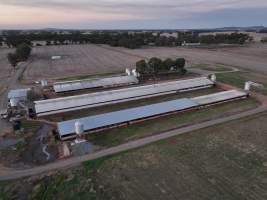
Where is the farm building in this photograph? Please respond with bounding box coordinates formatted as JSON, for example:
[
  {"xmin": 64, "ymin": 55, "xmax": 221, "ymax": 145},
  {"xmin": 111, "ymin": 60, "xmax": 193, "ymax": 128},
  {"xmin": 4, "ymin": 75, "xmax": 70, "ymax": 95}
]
[
  {"xmin": 35, "ymin": 77, "xmax": 214, "ymax": 116},
  {"xmin": 8, "ymin": 88, "xmax": 31, "ymax": 107},
  {"xmin": 51, "ymin": 56, "xmax": 62, "ymax": 60},
  {"xmin": 57, "ymin": 90, "xmax": 247, "ymax": 140},
  {"xmin": 53, "ymin": 75, "xmax": 139, "ymax": 93}
]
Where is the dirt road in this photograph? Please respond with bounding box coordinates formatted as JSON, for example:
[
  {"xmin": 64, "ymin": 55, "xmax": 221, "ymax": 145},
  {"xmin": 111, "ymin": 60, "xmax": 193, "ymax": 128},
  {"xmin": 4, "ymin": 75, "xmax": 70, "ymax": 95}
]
[{"xmin": 0, "ymin": 105, "xmax": 266, "ymax": 181}]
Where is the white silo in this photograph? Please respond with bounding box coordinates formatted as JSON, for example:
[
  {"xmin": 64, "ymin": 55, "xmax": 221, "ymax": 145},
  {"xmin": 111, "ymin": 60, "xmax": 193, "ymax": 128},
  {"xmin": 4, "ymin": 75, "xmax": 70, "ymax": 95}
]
[
  {"xmin": 125, "ymin": 68, "xmax": 131, "ymax": 76},
  {"xmin": 41, "ymin": 80, "xmax": 48, "ymax": 87},
  {"xmin": 132, "ymin": 69, "xmax": 139, "ymax": 77},
  {"xmin": 210, "ymin": 74, "xmax": 216, "ymax": 83},
  {"xmin": 244, "ymin": 82, "xmax": 251, "ymax": 92},
  {"xmin": 75, "ymin": 121, "xmax": 84, "ymax": 135}
]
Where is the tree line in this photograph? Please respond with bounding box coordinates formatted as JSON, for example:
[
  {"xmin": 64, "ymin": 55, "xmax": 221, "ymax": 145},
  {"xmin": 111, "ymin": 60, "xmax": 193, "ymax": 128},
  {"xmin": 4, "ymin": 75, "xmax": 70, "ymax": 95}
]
[
  {"xmin": 0, "ymin": 31, "xmax": 252, "ymax": 49},
  {"xmin": 261, "ymin": 37, "xmax": 267, "ymax": 43},
  {"xmin": 199, "ymin": 33, "xmax": 252, "ymax": 44},
  {"xmin": 136, "ymin": 57, "xmax": 186, "ymax": 78}
]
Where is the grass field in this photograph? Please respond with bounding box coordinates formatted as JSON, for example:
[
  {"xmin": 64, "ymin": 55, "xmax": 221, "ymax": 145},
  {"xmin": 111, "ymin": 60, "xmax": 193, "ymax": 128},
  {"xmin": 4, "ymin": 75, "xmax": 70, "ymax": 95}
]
[
  {"xmin": 57, "ymin": 71, "xmax": 124, "ymax": 81},
  {"xmin": 86, "ymin": 98, "xmax": 259, "ymax": 148},
  {"xmin": 2, "ymin": 111, "xmax": 267, "ymax": 200},
  {"xmin": 217, "ymin": 71, "xmax": 267, "ymax": 95},
  {"xmin": 192, "ymin": 63, "xmax": 233, "ymax": 72}
]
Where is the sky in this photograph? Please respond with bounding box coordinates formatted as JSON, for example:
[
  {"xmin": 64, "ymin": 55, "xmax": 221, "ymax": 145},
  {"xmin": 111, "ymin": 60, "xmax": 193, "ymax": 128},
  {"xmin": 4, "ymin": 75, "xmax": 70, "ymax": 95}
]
[{"xmin": 0, "ymin": 0, "xmax": 267, "ymax": 29}]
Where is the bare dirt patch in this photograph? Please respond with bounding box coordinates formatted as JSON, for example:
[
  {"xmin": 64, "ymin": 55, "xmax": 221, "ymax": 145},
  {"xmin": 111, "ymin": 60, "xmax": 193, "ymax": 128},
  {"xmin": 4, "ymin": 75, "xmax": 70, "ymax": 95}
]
[
  {"xmin": 23, "ymin": 44, "xmax": 143, "ymax": 81},
  {"xmin": 117, "ymin": 43, "xmax": 267, "ymax": 74},
  {"xmin": 21, "ymin": 43, "xmax": 267, "ymax": 82}
]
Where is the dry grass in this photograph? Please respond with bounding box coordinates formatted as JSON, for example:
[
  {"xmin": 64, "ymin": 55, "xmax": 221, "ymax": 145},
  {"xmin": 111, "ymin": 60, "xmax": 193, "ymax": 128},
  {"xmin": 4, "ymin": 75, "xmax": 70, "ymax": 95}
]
[
  {"xmin": 115, "ymin": 43, "xmax": 267, "ymax": 74},
  {"xmin": 23, "ymin": 44, "xmax": 143, "ymax": 81},
  {"xmin": 20, "ymin": 43, "xmax": 267, "ymax": 82},
  {"xmin": 0, "ymin": 41, "xmax": 267, "ymax": 84}
]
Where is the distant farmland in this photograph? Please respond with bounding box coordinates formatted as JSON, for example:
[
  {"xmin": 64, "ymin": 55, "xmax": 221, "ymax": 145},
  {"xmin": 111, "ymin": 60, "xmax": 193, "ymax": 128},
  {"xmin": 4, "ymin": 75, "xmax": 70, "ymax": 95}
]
[
  {"xmin": 23, "ymin": 44, "xmax": 144, "ymax": 81},
  {"xmin": 17, "ymin": 42, "xmax": 267, "ymax": 81},
  {"xmin": 117, "ymin": 43, "xmax": 267, "ymax": 73}
]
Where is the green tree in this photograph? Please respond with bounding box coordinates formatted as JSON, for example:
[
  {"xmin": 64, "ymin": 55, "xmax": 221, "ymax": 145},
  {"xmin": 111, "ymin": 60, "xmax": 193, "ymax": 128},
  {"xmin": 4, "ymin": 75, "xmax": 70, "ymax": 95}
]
[
  {"xmin": 0, "ymin": 36, "xmax": 3, "ymax": 46},
  {"xmin": 261, "ymin": 37, "xmax": 267, "ymax": 43},
  {"xmin": 7, "ymin": 53, "xmax": 18, "ymax": 68},
  {"xmin": 175, "ymin": 58, "xmax": 186, "ymax": 70},
  {"xmin": 148, "ymin": 57, "xmax": 162, "ymax": 74},
  {"xmin": 15, "ymin": 43, "xmax": 32, "ymax": 61},
  {"xmin": 161, "ymin": 58, "xmax": 175, "ymax": 71},
  {"xmin": 136, "ymin": 60, "xmax": 147, "ymax": 74}
]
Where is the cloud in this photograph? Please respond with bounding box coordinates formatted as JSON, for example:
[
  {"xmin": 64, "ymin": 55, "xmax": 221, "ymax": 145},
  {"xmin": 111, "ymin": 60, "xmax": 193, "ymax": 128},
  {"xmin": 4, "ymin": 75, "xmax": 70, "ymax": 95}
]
[
  {"xmin": 2, "ymin": 0, "xmax": 267, "ymax": 15},
  {"xmin": 0, "ymin": 0, "xmax": 267, "ymax": 28}
]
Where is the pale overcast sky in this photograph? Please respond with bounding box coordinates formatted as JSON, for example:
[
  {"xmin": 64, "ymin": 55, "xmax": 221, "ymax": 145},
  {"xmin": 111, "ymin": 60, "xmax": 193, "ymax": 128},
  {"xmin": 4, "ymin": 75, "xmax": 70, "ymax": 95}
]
[{"xmin": 0, "ymin": 0, "xmax": 267, "ymax": 29}]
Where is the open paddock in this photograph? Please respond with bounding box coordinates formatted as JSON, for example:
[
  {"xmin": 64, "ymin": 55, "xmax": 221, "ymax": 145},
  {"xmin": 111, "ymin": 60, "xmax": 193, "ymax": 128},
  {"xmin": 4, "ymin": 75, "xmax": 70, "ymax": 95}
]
[
  {"xmin": 23, "ymin": 44, "xmax": 143, "ymax": 81},
  {"xmin": 113, "ymin": 43, "xmax": 267, "ymax": 74},
  {"xmin": 20, "ymin": 43, "xmax": 267, "ymax": 82}
]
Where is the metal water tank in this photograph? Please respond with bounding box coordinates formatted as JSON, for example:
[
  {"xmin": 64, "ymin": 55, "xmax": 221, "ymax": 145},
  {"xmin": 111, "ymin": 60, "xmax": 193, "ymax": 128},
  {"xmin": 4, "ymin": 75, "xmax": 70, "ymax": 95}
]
[{"xmin": 75, "ymin": 121, "xmax": 84, "ymax": 135}]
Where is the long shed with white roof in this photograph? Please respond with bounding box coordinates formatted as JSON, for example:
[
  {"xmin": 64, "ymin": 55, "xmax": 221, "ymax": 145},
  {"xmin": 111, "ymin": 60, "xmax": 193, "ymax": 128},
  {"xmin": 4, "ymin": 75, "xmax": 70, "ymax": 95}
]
[
  {"xmin": 53, "ymin": 75, "xmax": 139, "ymax": 93},
  {"xmin": 35, "ymin": 77, "xmax": 214, "ymax": 116}
]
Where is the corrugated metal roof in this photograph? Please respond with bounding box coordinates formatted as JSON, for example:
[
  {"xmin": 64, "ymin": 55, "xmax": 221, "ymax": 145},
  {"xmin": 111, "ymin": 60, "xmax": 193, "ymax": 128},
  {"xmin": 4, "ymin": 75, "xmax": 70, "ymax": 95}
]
[
  {"xmin": 8, "ymin": 88, "xmax": 30, "ymax": 99},
  {"xmin": 53, "ymin": 75, "xmax": 139, "ymax": 93},
  {"xmin": 35, "ymin": 77, "xmax": 214, "ymax": 116},
  {"xmin": 58, "ymin": 98, "xmax": 198, "ymax": 137},
  {"xmin": 57, "ymin": 89, "xmax": 248, "ymax": 138},
  {"xmin": 191, "ymin": 90, "xmax": 247, "ymax": 105}
]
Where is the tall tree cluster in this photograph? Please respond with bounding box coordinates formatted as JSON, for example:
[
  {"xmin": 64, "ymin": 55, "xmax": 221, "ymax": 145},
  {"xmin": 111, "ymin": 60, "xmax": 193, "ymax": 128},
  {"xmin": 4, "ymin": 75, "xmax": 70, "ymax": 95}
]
[
  {"xmin": 199, "ymin": 33, "xmax": 251, "ymax": 44},
  {"xmin": 1, "ymin": 30, "xmax": 252, "ymax": 50},
  {"xmin": 7, "ymin": 43, "xmax": 32, "ymax": 68},
  {"xmin": 136, "ymin": 57, "xmax": 186, "ymax": 77}
]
